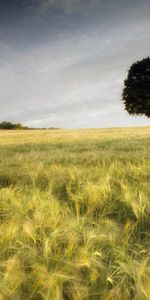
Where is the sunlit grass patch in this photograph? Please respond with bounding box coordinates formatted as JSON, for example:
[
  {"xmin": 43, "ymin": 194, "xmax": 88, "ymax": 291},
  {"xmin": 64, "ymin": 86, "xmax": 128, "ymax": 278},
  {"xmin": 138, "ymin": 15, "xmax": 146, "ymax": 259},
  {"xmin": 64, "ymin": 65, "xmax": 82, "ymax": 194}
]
[{"xmin": 0, "ymin": 127, "xmax": 150, "ymax": 299}]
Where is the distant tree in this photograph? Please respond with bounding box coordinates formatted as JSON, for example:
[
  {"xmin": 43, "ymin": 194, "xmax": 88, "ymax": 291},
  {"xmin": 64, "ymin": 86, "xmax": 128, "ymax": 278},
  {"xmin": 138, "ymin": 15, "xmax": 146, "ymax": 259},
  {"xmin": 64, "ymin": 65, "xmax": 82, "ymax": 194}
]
[
  {"xmin": 0, "ymin": 122, "xmax": 59, "ymax": 130},
  {"xmin": 15, "ymin": 123, "xmax": 22, "ymax": 129},
  {"xmin": 122, "ymin": 57, "xmax": 150, "ymax": 117},
  {"xmin": 0, "ymin": 121, "xmax": 25, "ymax": 130},
  {"xmin": 0, "ymin": 121, "xmax": 14, "ymax": 129}
]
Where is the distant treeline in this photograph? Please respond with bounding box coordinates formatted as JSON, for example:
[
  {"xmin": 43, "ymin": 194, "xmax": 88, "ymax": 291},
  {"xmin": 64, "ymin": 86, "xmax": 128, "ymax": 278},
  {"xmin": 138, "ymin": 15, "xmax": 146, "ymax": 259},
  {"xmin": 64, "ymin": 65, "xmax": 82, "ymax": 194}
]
[
  {"xmin": 0, "ymin": 122, "xmax": 28, "ymax": 130},
  {"xmin": 0, "ymin": 121, "xmax": 60, "ymax": 130}
]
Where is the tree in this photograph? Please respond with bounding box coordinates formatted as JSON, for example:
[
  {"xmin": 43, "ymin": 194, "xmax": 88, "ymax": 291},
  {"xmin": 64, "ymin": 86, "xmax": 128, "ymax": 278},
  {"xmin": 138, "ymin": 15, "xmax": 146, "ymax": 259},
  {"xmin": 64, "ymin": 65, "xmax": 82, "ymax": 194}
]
[
  {"xmin": 0, "ymin": 121, "xmax": 25, "ymax": 130},
  {"xmin": 122, "ymin": 57, "xmax": 150, "ymax": 117},
  {"xmin": 0, "ymin": 121, "xmax": 15, "ymax": 129}
]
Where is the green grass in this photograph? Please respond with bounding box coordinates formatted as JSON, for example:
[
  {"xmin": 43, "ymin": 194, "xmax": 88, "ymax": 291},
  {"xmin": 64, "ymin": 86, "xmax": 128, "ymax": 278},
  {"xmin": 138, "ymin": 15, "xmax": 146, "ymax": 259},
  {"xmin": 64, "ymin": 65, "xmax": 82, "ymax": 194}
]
[{"xmin": 0, "ymin": 127, "xmax": 150, "ymax": 300}]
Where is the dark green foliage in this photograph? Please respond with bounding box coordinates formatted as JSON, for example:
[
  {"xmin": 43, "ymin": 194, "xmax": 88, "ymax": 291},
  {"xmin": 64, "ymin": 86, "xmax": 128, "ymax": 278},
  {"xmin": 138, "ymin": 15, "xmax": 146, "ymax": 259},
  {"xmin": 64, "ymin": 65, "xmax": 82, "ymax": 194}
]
[
  {"xmin": 0, "ymin": 121, "xmax": 60, "ymax": 130},
  {"xmin": 0, "ymin": 121, "xmax": 28, "ymax": 130},
  {"xmin": 122, "ymin": 57, "xmax": 150, "ymax": 117}
]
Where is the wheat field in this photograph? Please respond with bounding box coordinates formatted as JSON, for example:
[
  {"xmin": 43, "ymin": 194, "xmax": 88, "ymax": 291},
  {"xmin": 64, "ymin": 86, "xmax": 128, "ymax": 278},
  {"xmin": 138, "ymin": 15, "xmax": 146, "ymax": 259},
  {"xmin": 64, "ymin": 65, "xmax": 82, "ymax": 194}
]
[{"xmin": 0, "ymin": 127, "xmax": 150, "ymax": 300}]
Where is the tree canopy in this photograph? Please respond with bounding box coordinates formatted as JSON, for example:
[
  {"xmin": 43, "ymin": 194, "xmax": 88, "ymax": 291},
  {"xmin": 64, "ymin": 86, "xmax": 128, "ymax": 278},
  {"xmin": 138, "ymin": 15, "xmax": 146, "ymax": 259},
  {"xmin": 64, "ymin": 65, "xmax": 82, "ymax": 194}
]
[
  {"xmin": 122, "ymin": 57, "xmax": 150, "ymax": 117},
  {"xmin": 0, "ymin": 121, "xmax": 60, "ymax": 130},
  {"xmin": 0, "ymin": 122, "xmax": 27, "ymax": 130}
]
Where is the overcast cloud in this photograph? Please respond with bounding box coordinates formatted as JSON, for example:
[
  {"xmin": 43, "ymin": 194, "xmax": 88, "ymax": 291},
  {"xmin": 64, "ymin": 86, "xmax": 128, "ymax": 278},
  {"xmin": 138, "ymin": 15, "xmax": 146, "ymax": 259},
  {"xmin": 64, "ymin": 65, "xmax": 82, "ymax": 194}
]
[{"xmin": 0, "ymin": 0, "xmax": 150, "ymax": 128}]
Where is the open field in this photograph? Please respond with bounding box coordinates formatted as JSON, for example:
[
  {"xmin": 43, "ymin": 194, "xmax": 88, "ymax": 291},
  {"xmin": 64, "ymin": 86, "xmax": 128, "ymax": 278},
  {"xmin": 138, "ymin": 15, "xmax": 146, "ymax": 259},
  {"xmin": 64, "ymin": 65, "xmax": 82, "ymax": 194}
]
[{"xmin": 0, "ymin": 127, "xmax": 150, "ymax": 300}]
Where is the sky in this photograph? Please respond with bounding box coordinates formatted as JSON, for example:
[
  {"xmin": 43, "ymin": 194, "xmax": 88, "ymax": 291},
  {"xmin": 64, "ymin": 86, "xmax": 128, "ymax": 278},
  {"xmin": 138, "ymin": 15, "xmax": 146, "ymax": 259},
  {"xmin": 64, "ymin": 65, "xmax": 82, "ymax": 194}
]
[{"xmin": 0, "ymin": 0, "xmax": 150, "ymax": 128}]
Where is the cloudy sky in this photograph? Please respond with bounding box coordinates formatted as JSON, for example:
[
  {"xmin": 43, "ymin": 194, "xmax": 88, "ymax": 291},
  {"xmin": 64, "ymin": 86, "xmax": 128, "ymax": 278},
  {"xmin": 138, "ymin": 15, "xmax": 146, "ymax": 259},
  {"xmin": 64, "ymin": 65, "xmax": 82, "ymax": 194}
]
[{"xmin": 0, "ymin": 0, "xmax": 150, "ymax": 128}]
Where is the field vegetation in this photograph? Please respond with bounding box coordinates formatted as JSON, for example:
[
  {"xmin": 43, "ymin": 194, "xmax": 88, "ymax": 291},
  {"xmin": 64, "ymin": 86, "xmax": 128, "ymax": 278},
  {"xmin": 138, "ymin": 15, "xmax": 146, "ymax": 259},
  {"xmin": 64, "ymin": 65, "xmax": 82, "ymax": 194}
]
[{"xmin": 0, "ymin": 127, "xmax": 150, "ymax": 300}]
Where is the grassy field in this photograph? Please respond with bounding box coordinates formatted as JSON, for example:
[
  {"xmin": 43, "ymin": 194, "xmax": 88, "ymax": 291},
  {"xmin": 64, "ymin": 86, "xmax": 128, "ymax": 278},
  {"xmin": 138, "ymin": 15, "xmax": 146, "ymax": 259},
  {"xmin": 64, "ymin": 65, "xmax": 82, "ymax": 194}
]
[{"xmin": 0, "ymin": 127, "xmax": 150, "ymax": 300}]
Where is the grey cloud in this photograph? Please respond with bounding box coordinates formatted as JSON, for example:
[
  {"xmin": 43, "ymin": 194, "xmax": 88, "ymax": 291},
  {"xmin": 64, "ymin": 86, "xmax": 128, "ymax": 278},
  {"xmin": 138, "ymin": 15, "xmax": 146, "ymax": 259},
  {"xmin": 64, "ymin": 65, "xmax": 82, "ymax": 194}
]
[
  {"xmin": 0, "ymin": 0, "xmax": 150, "ymax": 128},
  {"xmin": 34, "ymin": 0, "xmax": 100, "ymax": 14}
]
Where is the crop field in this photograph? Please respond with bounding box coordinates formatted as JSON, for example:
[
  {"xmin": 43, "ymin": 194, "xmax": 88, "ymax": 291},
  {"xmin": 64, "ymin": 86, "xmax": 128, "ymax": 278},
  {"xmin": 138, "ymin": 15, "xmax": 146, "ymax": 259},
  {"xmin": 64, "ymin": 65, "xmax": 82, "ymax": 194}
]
[{"xmin": 0, "ymin": 127, "xmax": 150, "ymax": 300}]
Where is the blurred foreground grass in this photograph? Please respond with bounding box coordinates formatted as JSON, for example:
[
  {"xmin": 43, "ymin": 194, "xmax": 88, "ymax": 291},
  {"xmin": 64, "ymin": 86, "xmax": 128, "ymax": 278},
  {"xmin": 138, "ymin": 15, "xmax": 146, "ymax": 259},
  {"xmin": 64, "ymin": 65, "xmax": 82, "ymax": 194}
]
[{"xmin": 0, "ymin": 127, "xmax": 150, "ymax": 300}]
